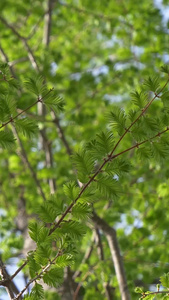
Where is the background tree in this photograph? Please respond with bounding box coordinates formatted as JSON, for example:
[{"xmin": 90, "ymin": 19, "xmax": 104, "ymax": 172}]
[{"xmin": 0, "ymin": 0, "xmax": 169, "ymax": 299}]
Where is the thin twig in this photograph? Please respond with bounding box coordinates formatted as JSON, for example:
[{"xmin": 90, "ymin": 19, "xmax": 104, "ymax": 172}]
[
  {"xmin": 51, "ymin": 111, "xmax": 72, "ymax": 156},
  {"xmin": 0, "ymin": 89, "xmax": 53, "ymax": 130},
  {"xmin": 12, "ymin": 125, "xmax": 46, "ymax": 202},
  {"xmin": 0, "ymin": 257, "xmax": 22, "ymax": 300},
  {"xmin": 109, "ymin": 76, "xmax": 169, "ymax": 157},
  {"xmin": 50, "ymin": 76, "xmax": 169, "ymax": 234},
  {"xmin": 0, "ymin": 44, "xmax": 16, "ymax": 78},
  {"xmin": 0, "ymin": 16, "xmax": 40, "ymax": 72},
  {"xmin": 13, "ymin": 251, "xmax": 61, "ymax": 300},
  {"xmin": 10, "ymin": 261, "xmax": 28, "ymax": 281}
]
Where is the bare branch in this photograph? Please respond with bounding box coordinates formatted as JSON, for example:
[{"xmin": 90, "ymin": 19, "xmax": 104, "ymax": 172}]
[
  {"xmin": 12, "ymin": 125, "xmax": 46, "ymax": 202},
  {"xmin": 0, "ymin": 44, "xmax": 16, "ymax": 78},
  {"xmin": 0, "ymin": 257, "xmax": 22, "ymax": 300},
  {"xmin": 0, "ymin": 16, "xmax": 40, "ymax": 72},
  {"xmin": 10, "ymin": 261, "xmax": 28, "ymax": 281},
  {"xmin": 94, "ymin": 228, "xmax": 115, "ymax": 300},
  {"xmin": 94, "ymin": 228, "xmax": 104, "ymax": 260},
  {"xmin": 8, "ymin": 57, "xmax": 28, "ymax": 67},
  {"xmin": 40, "ymin": 129, "xmax": 56, "ymax": 193},
  {"xmin": 92, "ymin": 212, "xmax": 130, "ymax": 300},
  {"xmin": 51, "ymin": 111, "xmax": 72, "ymax": 156},
  {"xmin": 43, "ymin": 0, "xmax": 55, "ymax": 46}
]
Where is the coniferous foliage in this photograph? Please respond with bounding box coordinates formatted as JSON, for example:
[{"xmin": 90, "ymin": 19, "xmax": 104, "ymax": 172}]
[
  {"xmin": 1, "ymin": 1, "xmax": 169, "ymax": 300},
  {"xmin": 0, "ymin": 62, "xmax": 169, "ymax": 299}
]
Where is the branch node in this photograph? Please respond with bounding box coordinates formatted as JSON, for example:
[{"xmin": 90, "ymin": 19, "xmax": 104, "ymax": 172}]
[
  {"xmin": 38, "ymin": 97, "xmax": 42, "ymax": 103},
  {"xmin": 154, "ymin": 92, "xmax": 160, "ymax": 98}
]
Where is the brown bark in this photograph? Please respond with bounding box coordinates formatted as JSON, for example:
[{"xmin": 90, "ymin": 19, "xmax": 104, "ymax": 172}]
[{"xmin": 92, "ymin": 211, "xmax": 131, "ymax": 300}]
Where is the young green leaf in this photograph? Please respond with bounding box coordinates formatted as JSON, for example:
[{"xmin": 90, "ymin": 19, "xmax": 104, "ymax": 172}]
[
  {"xmin": 36, "ymin": 196, "xmax": 64, "ymax": 223},
  {"xmin": 104, "ymin": 158, "xmax": 131, "ymax": 176},
  {"xmin": 28, "ymin": 254, "xmax": 41, "ymax": 279},
  {"xmin": 0, "ymin": 95, "xmax": 16, "ymax": 123},
  {"xmin": 55, "ymin": 254, "xmax": 74, "ymax": 268},
  {"xmin": 97, "ymin": 174, "xmax": 120, "ymax": 199},
  {"xmin": 161, "ymin": 91, "xmax": 169, "ymax": 108},
  {"xmin": 131, "ymin": 120, "xmax": 148, "ymax": 142},
  {"xmin": 161, "ymin": 273, "xmax": 169, "ymax": 288},
  {"xmin": 72, "ymin": 149, "xmax": 95, "ymax": 183},
  {"xmin": 0, "ymin": 130, "xmax": 15, "ymax": 148},
  {"xmin": 144, "ymin": 76, "xmax": 160, "ymax": 92},
  {"xmin": 151, "ymin": 141, "xmax": 169, "ymax": 160},
  {"xmin": 44, "ymin": 92, "xmax": 64, "ymax": 113},
  {"xmin": 28, "ymin": 221, "xmax": 46, "ymax": 243},
  {"xmin": 30, "ymin": 283, "xmax": 44, "ymax": 300},
  {"xmin": 61, "ymin": 221, "xmax": 87, "ymax": 239},
  {"xmin": 24, "ymin": 76, "xmax": 46, "ymax": 96},
  {"xmin": 86, "ymin": 130, "xmax": 115, "ymax": 159},
  {"xmin": 95, "ymin": 130, "xmax": 115, "ymax": 156},
  {"xmin": 161, "ymin": 65, "xmax": 169, "ymax": 74},
  {"xmin": 63, "ymin": 181, "xmax": 80, "ymax": 201},
  {"xmin": 43, "ymin": 268, "xmax": 64, "ymax": 288},
  {"xmin": 34, "ymin": 244, "xmax": 52, "ymax": 265},
  {"xmin": 131, "ymin": 90, "xmax": 148, "ymax": 109},
  {"xmin": 15, "ymin": 118, "xmax": 38, "ymax": 138},
  {"xmin": 80, "ymin": 186, "xmax": 97, "ymax": 203},
  {"xmin": 135, "ymin": 287, "xmax": 144, "ymax": 293},
  {"xmin": 136, "ymin": 145, "xmax": 152, "ymax": 160},
  {"xmin": 72, "ymin": 202, "xmax": 92, "ymax": 220},
  {"xmin": 142, "ymin": 116, "xmax": 160, "ymax": 135},
  {"xmin": 108, "ymin": 107, "xmax": 126, "ymax": 136}
]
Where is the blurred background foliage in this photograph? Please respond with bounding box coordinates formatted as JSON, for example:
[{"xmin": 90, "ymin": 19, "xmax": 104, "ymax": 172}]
[{"xmin": 1, "ymin": 0, "xmax": 169, "ymax": 299}]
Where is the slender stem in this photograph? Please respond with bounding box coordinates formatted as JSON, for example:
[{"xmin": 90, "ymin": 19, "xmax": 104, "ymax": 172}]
[
  {"xmin": 13, "ymin": 252, "xmax": 61, "ymax": 300},
  {"xmin": 0, "ymin": 89, "xmax": 53, "ymax": 130},
  {"xmin": 0, "ymin": 257, "xmax": 22, "ymax": 299},
  {"xmin": 49, "ymin": 78, "xmax": 169, "ymax": 234},
  {"xmin": 109, "ymin": 76, "xmax": 169, "ymax": 157},
  {"xmin": 0, "ymin": 16, "xmax": 40, "ymax": 71},
  {"xmin": 10, "ymin": 261, "xmax": 28, "ymax": 281}
]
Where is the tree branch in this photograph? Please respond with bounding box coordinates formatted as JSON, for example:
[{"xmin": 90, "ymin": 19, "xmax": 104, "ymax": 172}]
[
  {"xmin": 12, "ymin": 125, "xmax": 46, "ymax": 202},
  {"xmin": 40, "ymin": 129, "xmax": 56, "ymax": 194},
  {"xmin": 51, "ymin": 111, "xmax": 72, "ymax": 156},
  {"xmin": 0, "ymin": 44, "xmax": 16, "ymax": 78},
  {"xmin": 0, "ymin": 16, "xmax": 40, "ymax": 72},
  {"xmin": 94, "ymin": 228, "xmax": 114, "ymax": 300},
  {"xmin": 13, "ymin": 251, "xmax": 61, "ymax": 300},
  {"xmin": 0, "ymin": 257, "xmax": 22, "ymax": 300},
  {"xmin": 38, "ymin": 0, "xmax": 57, "ymax": 195},
  {"xmin": 92, "ymin": 212, "xmax": 130, "ymax": 300},
  {"xmin": 43, "ymin": 0, "xmax": 55, "ymax": 46}
]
